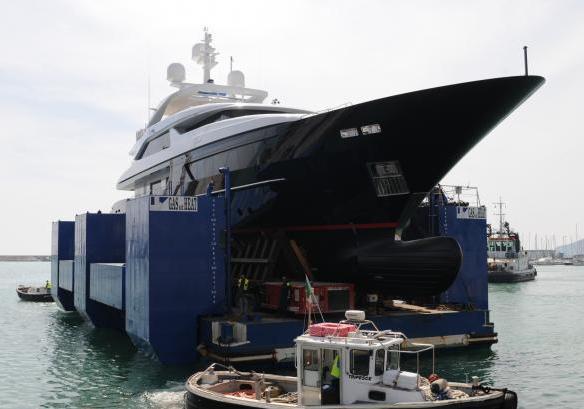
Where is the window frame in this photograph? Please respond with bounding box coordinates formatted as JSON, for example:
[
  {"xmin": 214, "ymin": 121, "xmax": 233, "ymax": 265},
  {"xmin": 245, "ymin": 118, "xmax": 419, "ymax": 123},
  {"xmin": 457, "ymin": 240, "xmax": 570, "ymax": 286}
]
[
  {"xmin": 349, "ymin": 349, "xmax": 371, "ymax": 377},
  {"xmin": 374, "ymin": 349, "xmax": 385, "ymax": 376},
  {"xmin": 386, "ymin": 345, "xmax": 400, "ymax": 371}
]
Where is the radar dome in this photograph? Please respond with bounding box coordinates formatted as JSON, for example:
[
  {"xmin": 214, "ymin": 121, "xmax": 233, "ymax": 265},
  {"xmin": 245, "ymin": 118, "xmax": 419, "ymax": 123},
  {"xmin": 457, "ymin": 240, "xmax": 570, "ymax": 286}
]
[
  {"xmin": 167, "ymin": 63, "xmax": 186, "ymax": 84},
  {"xmin": 228, "ymin": 70, "xmax": 245, "ymax": 88}
]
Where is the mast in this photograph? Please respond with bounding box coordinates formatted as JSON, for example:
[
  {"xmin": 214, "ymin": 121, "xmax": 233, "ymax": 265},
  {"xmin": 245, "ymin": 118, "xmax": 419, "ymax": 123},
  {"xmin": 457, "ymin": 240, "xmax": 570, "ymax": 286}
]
[
  {"xmin": 192, "ymin": 27, "xmax": 219, "ymax": 83},
  {"xmin": 493, "ymin": 197, "xmax": 506, "ymax": 235}
]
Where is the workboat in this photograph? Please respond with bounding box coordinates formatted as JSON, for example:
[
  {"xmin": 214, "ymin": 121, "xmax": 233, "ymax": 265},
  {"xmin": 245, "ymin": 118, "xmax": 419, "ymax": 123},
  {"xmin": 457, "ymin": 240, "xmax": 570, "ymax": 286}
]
[
  {"xmin": 185, "ymin": 310, "xmax": 517, "ymax": 409},
  {"xmin": 16, "ymin": 285, "xmax": 54, "ymax": 302},
  {"xmin": 487, "ymin": 200, "xmax": 536, "ymax": 283},
  {"xmin": 116, "ymin": 29, "xmax": 544, "ymax": 298}
]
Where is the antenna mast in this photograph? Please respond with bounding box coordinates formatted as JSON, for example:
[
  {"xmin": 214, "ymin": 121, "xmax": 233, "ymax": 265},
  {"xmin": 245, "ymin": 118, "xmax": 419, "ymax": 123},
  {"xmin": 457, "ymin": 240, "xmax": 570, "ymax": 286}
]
[
  {"xmin": 523, "ymin": 46, "xmax": 529, "ymax": 76},
  {"xmin": 493, "ymin": 197, "xmax": 506, "ymax": 235},
  {"xmin": 192, "ymin": 27, "xmax": 219, "ymax": 83}
]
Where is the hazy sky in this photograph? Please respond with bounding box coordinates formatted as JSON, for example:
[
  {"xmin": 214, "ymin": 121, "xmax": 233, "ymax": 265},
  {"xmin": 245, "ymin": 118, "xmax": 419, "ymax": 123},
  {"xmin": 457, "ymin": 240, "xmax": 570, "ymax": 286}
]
[{"xmin": 1, "ymin": 0, "xmax": 582, "ymax": 254}]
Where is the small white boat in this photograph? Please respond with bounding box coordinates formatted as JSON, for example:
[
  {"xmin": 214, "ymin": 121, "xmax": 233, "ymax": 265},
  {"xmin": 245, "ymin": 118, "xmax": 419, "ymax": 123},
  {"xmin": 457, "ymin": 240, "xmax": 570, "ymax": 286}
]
[{"xmin": 185, "ymin": 311, "xmax": 517, "ymax": 409}]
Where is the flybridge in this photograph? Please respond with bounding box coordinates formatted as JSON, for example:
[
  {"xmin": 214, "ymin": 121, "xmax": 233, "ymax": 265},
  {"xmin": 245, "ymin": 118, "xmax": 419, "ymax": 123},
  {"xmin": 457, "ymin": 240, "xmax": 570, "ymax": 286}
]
[{"xmin": 141, "ymin": 28, "xmax": 269, "ymax": 135}]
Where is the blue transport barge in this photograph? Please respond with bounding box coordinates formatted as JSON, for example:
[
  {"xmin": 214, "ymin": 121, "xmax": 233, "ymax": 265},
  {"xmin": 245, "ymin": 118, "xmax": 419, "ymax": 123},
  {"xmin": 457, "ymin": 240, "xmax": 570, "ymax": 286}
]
[
  {"xmin": 51, "ymin": 180, "xmax": 495, "ymax": 365},
  {"xmin": 49, "ymin": 35, "xmax": 544, "ymax": 365}
]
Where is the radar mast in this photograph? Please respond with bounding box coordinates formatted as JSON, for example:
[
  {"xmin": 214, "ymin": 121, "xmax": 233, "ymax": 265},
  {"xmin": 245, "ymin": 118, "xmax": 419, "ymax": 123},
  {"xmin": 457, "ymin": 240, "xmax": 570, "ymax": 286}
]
[{"xmin": 192, "ymin": 27, "xmax": 219, "ymax": 83}]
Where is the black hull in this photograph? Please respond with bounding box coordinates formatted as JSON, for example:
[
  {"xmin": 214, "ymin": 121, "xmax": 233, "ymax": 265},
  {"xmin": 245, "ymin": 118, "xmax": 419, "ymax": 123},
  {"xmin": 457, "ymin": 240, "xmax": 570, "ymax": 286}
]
[
  {"xmin": 130, "ymin": 76, "xmax": 544, "ymax": 297},
  {"xmin": 488, "ymin": 269, "xmax": 536, "ymax": 283},
  {"xmin": 185, "ymin": 390, "xmax": 516, "ymax": 409},
  {"xmin": 16, "ymin": 288, "xmax": 54, "ymax": 302},
  {"xmin": 155, "ymin": 75, "xmax": 544, "ymax": 231}
]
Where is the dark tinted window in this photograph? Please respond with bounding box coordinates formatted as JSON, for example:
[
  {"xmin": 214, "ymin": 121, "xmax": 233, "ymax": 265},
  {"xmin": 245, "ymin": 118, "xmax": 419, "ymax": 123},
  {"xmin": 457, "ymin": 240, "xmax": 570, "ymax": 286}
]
[
  {"xmin": 177, "ymin": 109, "xmax": 284, "ymax": 133},
  {"xmin": 350, "ymin": 349, "xmax": 370, "ymax": 376},
  {"xmin": 375, "ymin": 349, "xmax": 385, "ymax": 376},
  {"xmin": 140, "ymin": 132, "xmax": 170, "ymax": 159}
]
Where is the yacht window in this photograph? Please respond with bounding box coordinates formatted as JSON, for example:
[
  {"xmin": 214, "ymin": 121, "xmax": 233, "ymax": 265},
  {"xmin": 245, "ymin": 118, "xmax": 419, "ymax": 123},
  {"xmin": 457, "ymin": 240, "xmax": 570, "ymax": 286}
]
[
  {"xmin": 374, "ymin": 349, "xmax": 385, "ymax": 376},
  {"xmin": 140, "ymin": 132, "xmax": 170, "ymax": 159},
  {"xmin": 303, "ymin": 349, "xmax": 319, "ymax": 371},
  {"xmin": 177, "ymin": 109, "xmax": 285, "ymax": 134},
  {"xmin": 149, "ymin": 180, "xmax": 161, "ymax": 195},
  {"xmin": 350, "ymin": 349, "xmax": 370, "ymax": 376}
]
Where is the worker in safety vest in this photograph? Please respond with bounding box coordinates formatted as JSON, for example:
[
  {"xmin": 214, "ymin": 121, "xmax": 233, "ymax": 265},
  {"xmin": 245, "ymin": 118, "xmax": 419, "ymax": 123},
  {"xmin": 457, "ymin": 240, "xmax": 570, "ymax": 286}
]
[
  {"xmin": 237, "ymin": 274, "xmax": 251, "ymax": 318},
  {"xmin": 45, "ymin": 280, "xmax": 52, "ymax": 289},
  {"xmin": 331, "ymin": 354, "xmax": 341, "ymax": 403},
  {"xmin": 331, "ymin": 354, "xmax": 340, "ymax": 379}
]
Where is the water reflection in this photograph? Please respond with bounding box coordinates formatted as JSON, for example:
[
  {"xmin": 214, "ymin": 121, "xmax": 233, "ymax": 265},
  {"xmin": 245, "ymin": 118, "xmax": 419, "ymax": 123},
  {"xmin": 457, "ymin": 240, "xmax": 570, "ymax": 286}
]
[{"xmin": 433, "ymin": 347, "xmax": 498, "ymax": 384}]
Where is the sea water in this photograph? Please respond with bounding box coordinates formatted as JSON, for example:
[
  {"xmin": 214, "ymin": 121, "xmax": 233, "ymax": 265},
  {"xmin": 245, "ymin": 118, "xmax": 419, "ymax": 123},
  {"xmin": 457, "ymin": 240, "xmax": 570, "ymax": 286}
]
[{"xmin": 1, "ymin": 262, "xmax": 582, "ymax": 408}]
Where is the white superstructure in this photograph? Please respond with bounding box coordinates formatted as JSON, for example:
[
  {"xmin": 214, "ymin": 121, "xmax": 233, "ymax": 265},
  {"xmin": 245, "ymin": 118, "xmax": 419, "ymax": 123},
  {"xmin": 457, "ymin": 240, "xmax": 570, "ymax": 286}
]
[{"xmin": 116, "ymin": 29, "xmax": 311, "ymax": 201}]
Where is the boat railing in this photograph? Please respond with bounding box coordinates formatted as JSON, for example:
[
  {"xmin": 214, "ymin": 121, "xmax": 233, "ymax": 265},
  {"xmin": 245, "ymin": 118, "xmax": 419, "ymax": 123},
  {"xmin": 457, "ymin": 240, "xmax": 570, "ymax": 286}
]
[
  {"xmin": 398, "ymin": 343, "xmax": 436, "ymax": 381},
  {"xmin": 301, "ymin": 102, "xmax": 352, "ymax": 118}
]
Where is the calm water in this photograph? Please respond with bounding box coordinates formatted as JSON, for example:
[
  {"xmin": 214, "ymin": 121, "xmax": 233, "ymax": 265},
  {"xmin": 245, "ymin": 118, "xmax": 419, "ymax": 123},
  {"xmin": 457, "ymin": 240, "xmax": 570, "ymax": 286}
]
[{"xmin": 1, "ymin": 262, "xmax": 582, "ymax": 408}]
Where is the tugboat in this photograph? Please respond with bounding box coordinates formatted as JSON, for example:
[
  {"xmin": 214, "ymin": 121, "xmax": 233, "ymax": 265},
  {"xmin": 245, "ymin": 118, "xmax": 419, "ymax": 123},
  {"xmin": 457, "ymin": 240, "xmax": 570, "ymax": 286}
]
[
  {"xmin": 16, "ymin": 283, "xmax": 54, "ymax": 302},
  {"xmin": 487, "ymin": 200, "xmax": 536, "ymax": 283},
  {"xmin": 185, "ymin": 310, "xmax": 518, "ymax": 409}
]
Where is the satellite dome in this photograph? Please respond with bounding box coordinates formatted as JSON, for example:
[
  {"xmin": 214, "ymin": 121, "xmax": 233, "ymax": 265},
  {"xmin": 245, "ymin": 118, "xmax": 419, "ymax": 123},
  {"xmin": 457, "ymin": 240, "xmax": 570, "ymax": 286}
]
[
  {"xmin": 167, "ymin": 63, "xmax": 186, "ymax": 84},
  {"xmin": 228, "ymin": 70, "xmax": 245, "ymax": 88}
]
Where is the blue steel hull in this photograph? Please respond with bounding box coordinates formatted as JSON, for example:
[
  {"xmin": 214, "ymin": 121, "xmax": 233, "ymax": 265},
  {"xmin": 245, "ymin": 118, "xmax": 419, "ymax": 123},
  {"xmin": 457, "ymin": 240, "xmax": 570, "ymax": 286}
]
[{"xmin": 199, "ymin": 309, "xmax": 496, "ymax": 364}]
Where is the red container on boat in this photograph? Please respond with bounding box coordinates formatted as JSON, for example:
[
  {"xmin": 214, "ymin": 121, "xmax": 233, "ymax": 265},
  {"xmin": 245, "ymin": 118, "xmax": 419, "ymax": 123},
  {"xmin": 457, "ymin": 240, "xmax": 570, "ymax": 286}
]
[{"xmin": 309, "ymin": 322, "xmax": 357, "ymax": 337}]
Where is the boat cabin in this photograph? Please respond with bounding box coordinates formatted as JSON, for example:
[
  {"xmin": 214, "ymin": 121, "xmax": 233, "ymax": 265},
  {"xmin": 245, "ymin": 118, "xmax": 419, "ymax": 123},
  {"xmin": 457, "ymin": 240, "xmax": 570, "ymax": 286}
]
[{"xmin": 295, "ymin": 311, "xmax": 435, "ymax": 406}]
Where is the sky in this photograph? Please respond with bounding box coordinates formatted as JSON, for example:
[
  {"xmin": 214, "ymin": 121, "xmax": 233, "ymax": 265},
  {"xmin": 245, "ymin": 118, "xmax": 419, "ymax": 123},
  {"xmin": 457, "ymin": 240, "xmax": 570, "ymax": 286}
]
[{"xmin": 0, "ymin": 0, "xmax": 582, "ymax": 254}]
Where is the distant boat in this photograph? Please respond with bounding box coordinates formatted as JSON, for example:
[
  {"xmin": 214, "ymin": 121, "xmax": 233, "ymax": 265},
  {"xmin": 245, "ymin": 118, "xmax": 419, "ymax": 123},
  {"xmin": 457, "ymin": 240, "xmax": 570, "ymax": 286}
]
[
  {"xmin": 487, "ymin": 200, "xmax": 536, "ymax": 283},
  {"xmin": 16, "ymin": 285, "xmax": 54, "ymax": 302}
]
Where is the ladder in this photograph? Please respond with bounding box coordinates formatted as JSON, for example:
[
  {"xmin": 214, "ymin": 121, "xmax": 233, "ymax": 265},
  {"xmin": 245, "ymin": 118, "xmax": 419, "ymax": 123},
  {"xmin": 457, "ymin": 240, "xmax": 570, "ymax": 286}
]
[{"xmin": 231, "ymin": 234, "xmax": 280, "ymax": 282}]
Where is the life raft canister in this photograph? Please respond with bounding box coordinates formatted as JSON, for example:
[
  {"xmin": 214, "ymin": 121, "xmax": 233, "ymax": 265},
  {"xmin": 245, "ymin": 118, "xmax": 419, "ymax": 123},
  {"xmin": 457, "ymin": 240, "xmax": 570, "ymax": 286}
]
[{"xmin": 308, "ymin": 322, "xmax": 357, "ymax": 337}]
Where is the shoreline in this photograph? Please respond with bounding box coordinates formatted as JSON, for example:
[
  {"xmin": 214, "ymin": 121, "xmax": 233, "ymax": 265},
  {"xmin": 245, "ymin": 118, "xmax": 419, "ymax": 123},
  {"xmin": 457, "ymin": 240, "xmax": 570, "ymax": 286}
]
[{"xmin": 0, "ymin": 256, "xmax": 50, "ymax": 262}]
